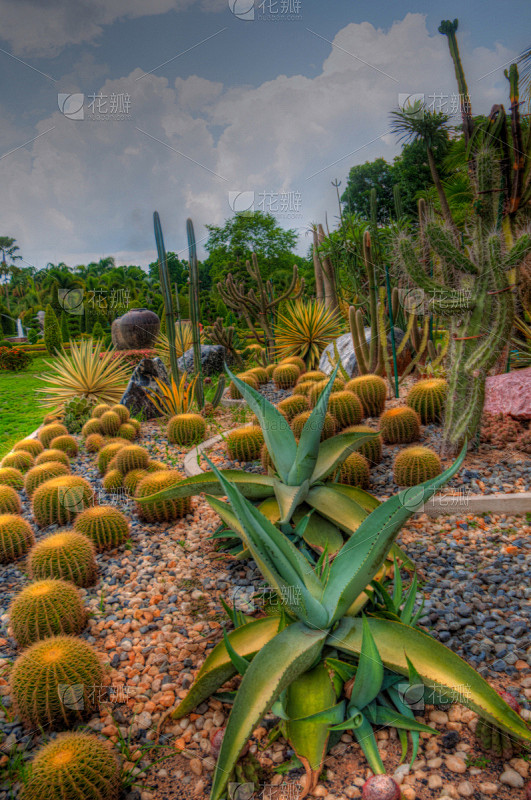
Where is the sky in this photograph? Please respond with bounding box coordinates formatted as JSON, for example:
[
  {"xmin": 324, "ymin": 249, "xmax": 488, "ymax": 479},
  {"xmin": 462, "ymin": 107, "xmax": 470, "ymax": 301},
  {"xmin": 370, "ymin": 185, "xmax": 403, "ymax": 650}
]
[{"xmin": 0, "ymin": 0, "xmax": 530, "ymax": 270}]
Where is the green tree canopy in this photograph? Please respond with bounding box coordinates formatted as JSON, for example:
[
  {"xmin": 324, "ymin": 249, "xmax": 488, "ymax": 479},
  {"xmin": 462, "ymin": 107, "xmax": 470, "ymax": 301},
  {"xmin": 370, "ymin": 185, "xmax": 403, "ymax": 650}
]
[{"xmin": 341, "ymin": 159, "xmax": 395, "ymax": 223}]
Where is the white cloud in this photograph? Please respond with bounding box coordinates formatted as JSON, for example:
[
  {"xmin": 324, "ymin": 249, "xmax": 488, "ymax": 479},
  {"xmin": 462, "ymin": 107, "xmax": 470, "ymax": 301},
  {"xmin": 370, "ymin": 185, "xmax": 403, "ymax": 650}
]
[{"xmin": 0, "ymin": 14, "xmax": 517, "ymax": 269}]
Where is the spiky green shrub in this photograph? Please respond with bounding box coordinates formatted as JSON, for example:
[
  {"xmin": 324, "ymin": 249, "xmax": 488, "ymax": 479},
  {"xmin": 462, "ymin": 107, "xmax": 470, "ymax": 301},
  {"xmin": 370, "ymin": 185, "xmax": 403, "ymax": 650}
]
[
  {"xmin": 0, "ymin": 485, "xmax": 22, "ymax": 514},
  {"xmin": 38, "ymin": 423, "xmax": 68, "ymax": 449},
  {"xmin": 226, "ymin": 426, "xmax": 265, "ymax": 462},
  {"xmin": 85, "ymin": 433, "xmax": 104, "ymax": 453},
  {"xmin": 247, "ymin": 367, "xmax": 268, "ymax": 385},
  {"xmin": 74, "ymin": 506, "xmax": 130, "ymax": 552},
  {"xmin": 100, "ymin": 410, "xmax": 121, "ymax": 436},
  {"xmin": 0, "ymin": 514, "xmax": 34, "ymax": 563},
  {"xmin": 406, "ymin": 378, "xmax": 448, "ymax": 424},
  {"xmin": 117, "ymin": 422, "xmax": 136, "ymax": 440},
  {"xmin": 82, "ymin": 419, "xmax": 102, "ymax": 437},
  {"xmin": 115, "ymin": 445, "xmax": 150, "ymax": 475},
  {"xmin": 277, "ymin": 394, "xmax": 309, "ymax": 421},
  {"xmin": 228, "ymin": 373, "xmax": 259, "ymax": 400},
  {"xmin": 393, "ymin": 446, "xmax": 442, "ymax": 486},
  {"xmin": 342, "ymin": 425, "xmax": 383, "ymax": 465},
  {"xmin": 32, "ymin": 476, "xmax": 93, "ymax": 527},
  {"xmin": 280, "ymin": 355, "xmax": 306, "ymax": 374},
  {"xmin": 328, "ymin": 391, "xmax": 364, "ymax": 429},
  {"xmin": 167, "ymin": 413, "xmax": 206, "ymax": 446},
  {"xmin": 10, "ymin": 636, "xmax": 102, "ymax": 729},
  {"xmin": 91, "ymin": 403, "xmax": 112, "ymax": 419},
  {"xmin": 111, "ymin": 403, "xmax": 129, "ymax": 423},
  {"xmin": 0, "ymin": 467, "xmax": 24, "ymax": 490},
  {"xmin": 338, "ymin": 452, "xmax": 370, "ymax": 489},
  {"xmin": 308, "ymin": 378, "xmax": 345, "ymax": 408},
  {"xmin": 49, "ymin": 435, "xmax": 78, "ymax": 457},
  {"xmin": 291, "ymin": 411, "xmax": 336, "ymax": 441},
  {"xmin": 136, "ymin": 471, "xmax": 192, "ymax": 522},
  {"xmin": 380, "ymin": 407, "xmax": 421, "ymax": 444},
  {"xmin": 35, "ymin": 449, "xmax": 70, "ymax": 468},
  {"xmin": 25, "ymin": 463, "xmax": 70, "ymax": 498},
  {"xmin": 265, "ymin": 364, "xmax": 276, "ymax": 380},
  {"xmin": 345, "ymin": 374, "xmax": 387, "ymax": 417},
  {"xmin": 28, "ymin": 530, "xmax": 97, "ymax": 586},
  {"xmin": 123, "ymin": 469, "xmax": 147, "ymax": 497},
  {"xmin": 21, "ymin": 732, "xmax": 120, "ymax": 800},
  {"xmin": 1, "ymin": 451, "xmax": 34, "ymax": 473},
  {"xmin": 97, "ymin": 442, "xmax": 126, "ymax": 473},
  {"xmin": 260, "ymin": 443, "xmax": 273, "ymax": 473},
  {"xmin": 272, "ymin": 363, "xmax": 300, "ymax": 390},
  {"xmin": 10, "ymin": 579, "xmax": 86, "ymax": 647},
  {"xmin": 13, "ymin": 439, "xmax": 44, "ymax": 458},
  {"xmin": 102, "ymin": 469, "xmax": 123, "ymax": 492}
]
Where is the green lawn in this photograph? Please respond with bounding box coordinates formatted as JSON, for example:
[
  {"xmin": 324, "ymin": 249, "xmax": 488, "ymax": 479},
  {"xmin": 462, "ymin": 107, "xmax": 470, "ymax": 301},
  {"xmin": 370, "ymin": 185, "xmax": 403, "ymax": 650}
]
[{"xmin": 0, "ymin": 357, "xmax": 51, "ymax": 458}]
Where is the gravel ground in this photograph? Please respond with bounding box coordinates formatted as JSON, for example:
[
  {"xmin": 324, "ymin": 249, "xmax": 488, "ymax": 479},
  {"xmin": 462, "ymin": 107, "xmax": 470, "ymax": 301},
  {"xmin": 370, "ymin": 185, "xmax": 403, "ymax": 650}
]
[{"xmin": 1, "ymin": 410, "xmax": 530, "ymax": 800}]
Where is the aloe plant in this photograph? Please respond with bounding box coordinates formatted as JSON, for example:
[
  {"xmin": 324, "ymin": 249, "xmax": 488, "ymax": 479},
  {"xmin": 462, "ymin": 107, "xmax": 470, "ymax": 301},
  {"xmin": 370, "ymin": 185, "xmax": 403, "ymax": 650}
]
[
  {"xmin": 159, "ymin": 445, "xmax": 530, "ymax": 800},
  {"xmin": 139, "ymin": 367, "xmax": 406, "ymax": 561}
]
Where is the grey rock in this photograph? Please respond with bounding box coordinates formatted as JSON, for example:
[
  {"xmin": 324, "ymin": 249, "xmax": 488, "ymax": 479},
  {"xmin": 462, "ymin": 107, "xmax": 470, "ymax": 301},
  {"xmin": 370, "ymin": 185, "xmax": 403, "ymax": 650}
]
[
  {"xmin": 319, "ymin": 327, "xmax": 407, "ymax": 378},
  {"xmin": 120, "ymin": 357, "xmax": 169, "ymax": 419},
  {"xmin": 178, "ymin": 344, "xmax": 226, "ymax": 376}
]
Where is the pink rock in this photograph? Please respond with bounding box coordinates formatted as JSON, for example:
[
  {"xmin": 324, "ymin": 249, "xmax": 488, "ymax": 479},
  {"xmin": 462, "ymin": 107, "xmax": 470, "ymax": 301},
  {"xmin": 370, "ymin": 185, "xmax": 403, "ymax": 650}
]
[{"xmin": 483, "ymin": 367, "xmax": 531, "ymax": 420}]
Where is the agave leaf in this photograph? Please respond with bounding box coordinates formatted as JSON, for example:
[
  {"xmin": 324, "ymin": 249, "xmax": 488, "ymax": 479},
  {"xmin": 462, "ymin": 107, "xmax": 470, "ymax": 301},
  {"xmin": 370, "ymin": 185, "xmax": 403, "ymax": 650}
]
[
  {"xmin": 310, "ymin": 430, "xmax": 381, "ymax": 483},
  {"xmin": 170, "ymin": 616, "xmax": 282, "ymax": 719},
  {"xmin": 365, "ymin": 704, "xmax": 438, "ymax": 734},
  {"xmin": 348, "ymin": 616, "xmax": 383, "ymax": 711},
  {"xmin": 387, "ymin": 686, "xmax": 421, "ymax": 765},
  {"xmin": 223, "ymin": 630, "xmax": 251, "ymax": 675},
  {"xmin": 287, "ymin": 366, "xmax": 339, "ymax": 485},
  {"xmin": 389, "ymin": 542, "xmax": 415, "ymax": 571},
  {"xmin": 328, "ymin": 483, "xmax": 380, "ymax": 514},
  {"xmin": 210, "ymin": 622, "xmax": 328, "ymax": 800},
  {"xmin": 273, "ymin": 478, "xmax": 310, "ymax": 524},
  {"xmin": 294, "ymin": 509, "xmax": 344, "ymax": 556},
  {"xmin": 322, "ymin": 444, "xmax": 467, "ymax": 623},
  {"xmin": 137, "ymin": 470, "xmax": 275, "ymax": 504},
  {"xmin": 306, "ymin": 485, "xmax": 370, "ymax": 535},
  {"xmin": 400, "ymin": 573, "xmax": 419, "ymax": 625},
  {"xmin": 330, "ymin": 617, "xmax": 531, "ymax": 743},
  {"xmin": 226, "ymin": 366, "xmax": 297, "ymax": 483}
]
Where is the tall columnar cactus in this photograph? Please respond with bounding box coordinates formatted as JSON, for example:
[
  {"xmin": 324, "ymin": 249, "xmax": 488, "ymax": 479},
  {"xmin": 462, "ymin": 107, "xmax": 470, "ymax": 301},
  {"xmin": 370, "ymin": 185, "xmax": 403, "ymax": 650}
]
[
  {"xmin": 396, "ymin": 169, "xmax": 531, "ymax": 454},
  {"xmin": 217, "ymin": 252, "xmax": 304, "ymax": 359},
  {"xmin": 186, "ymin": 218, "xmax": 204, "ymax": 408},
  {"xmin": 154, "ymin": 211, "xmax": 180, "ymax": 384}
]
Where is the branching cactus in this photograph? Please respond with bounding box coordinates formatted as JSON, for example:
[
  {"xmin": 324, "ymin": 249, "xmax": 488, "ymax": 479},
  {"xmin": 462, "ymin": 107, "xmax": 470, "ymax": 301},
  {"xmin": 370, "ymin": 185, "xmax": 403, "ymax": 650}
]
[{"xmin": 395, "ymin": 159, "xmax": 531, "ymax": 455}]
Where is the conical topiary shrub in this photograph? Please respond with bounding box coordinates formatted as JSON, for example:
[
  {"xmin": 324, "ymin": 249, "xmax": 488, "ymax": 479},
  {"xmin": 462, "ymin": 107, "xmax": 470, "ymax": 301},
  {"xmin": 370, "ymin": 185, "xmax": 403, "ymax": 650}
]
[
  {"xmin": 345, "ymin": 374, "xmax": 387, "ymax": 417},
  {"xmin": 21, "ymin": 732, "xmax": 120, "ymax": 800},
  {"xmin": 32, "ymin": 476, "xmax": 94, "ymax": 527},
  {"xmin": 272, "ymin": 363, "xmax": 300, "ymax": 390},
  {"xmin": 291, "ymin": 411, "xmax": 336, "ymax": 441},
  {"xmin": 406, "ymin": 378, "xmax": 448, "ymax": 424},
  {"xmin": 100, "ymin": 411, "xmax": 121, "ymax": 436},
  {"xmin": 28, "ymin": 530, "xmax": 97, "ymax": 586},
  {"xmin": 328, "ymin": 390, "xmax": 364, "ymax": 429},
  {"xmin": 167, "ymin": 413, "xmax": 206, "ymax": 446},
  {"xmin": 0, "ymin": 485, "xmax": 22, "ymax": 515},
  {"xmin": 81, "ymin": 418, "xmax": 102, "ymax": 438},
  {"xmin": 136, "ymin": 471, "xmax": 192, "ymax": 522},
  {"xmin": 380, "ymin": 407, "xmax": 421, "ymax": 444},
  {"xmin": 393, "ymin": 446, "xmax": 442, "ymax": 486},
  {"xmin": 1, "ymin": 451, "xmax": 34, "ymax": 474},
  {"xmin": 24, "ymin": 462, "xmax": 70, "ymax": 498},
  {"xmin": 225, "ymin": 426, "xmax": 264, "ymax": 462},
  {"xmin": 115, "ymin": 445, "xmax": 150, "ymax": 475},
  {"xmin": 111, "ymin": 403, "xmax": 130, "ymax": 423},
  {"xmin": 277, "ymin": 394, "xmax": 309, "ymax": 421},
  {"xmin": 0, "ymin": 467, "xmax": 24, "ymax": 490},
  {"xmin": 73, "ymin": 506, "xmax": 130, "ymax": 552},
  {"xmin": 91, "ymin": 403, "xmax": 112, "ymax": 419},
  {"xmin": 35, "ymin": 449, "xmax": 70, "ymax": 468},
  {"xmin": 0, "ymin": 515, "xmax": 35, "ymax": 563},
  {"xmin": 10, "ymin": 636, "xmax": 103, "ymax": 729},
  {"xmin": 85, "ymin": 433, "xmax": 105, "ymax": 453},
  {"xmin": 342, "ymin": 425, "xmax": 382, "ymax": 465},
  {"xmin": 9, "ymin": 579, "xmax": 86, "ymax": 647},
  {"xmin": 228, "ymin": 373, "xmax": 259, "ymax": 400},
  {"xmin": 338, "ymin": 452, "xmax": 370, "ymax": 489},
  {"xmin": 13, "ymin": 439, "xmax": 44, "ymax": 458},
  {"xmin": 38, "ymin": 423, "xmax": 68, "ymax": 449}
]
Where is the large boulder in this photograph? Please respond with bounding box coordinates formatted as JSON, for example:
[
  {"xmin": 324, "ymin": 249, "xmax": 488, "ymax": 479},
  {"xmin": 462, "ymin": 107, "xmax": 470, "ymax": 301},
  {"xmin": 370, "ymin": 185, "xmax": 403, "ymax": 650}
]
[
  {"xmin": 484, "ymin": 367, "xmax": 531, "ymax": 420},
  {"xmin": 319, "ymin": 328, "xmax": 409, "ymax": 378},
  {"xmin": 120, "ymin": 357, "xmax": 169, "ymax": 419},
  {"xmin": 178, "ymin": 344, "xmax": 226, "ymax": 376}
]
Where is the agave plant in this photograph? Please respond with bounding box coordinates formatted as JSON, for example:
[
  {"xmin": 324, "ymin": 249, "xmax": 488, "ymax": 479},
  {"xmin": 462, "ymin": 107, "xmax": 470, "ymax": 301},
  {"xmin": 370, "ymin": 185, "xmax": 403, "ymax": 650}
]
[
  {"xmin": 146, "ymin": 373, "xmax": 197, "ymax": 417},
  {"xmin": 159, "ymin": 447, "xmax": 530, "ymax": 800},
  {"xmin": 275, "ymin": 299, "xmax": 344, "ymax": 369},
  {"xmin": 139, "ymin": 367, "xmax": 407, "ymax": 563},
  {"xmin": 37, "ymin": 338, "xmax": 130, "ymax": 410}
]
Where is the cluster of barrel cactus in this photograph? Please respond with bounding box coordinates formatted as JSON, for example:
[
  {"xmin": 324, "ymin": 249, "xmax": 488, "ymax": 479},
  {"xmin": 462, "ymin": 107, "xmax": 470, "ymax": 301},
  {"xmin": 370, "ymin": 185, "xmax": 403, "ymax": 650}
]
[
  {"xmin": 168, "ymin": 413, "xmax": 206, "ymax": 446},
  {"xmin": 228, "ymin": 372, "xmax": 259, "ymax": 399},
  {"xmin": 135, "ymin": 470, "xmax": 192, "ymax": 522},
  {"xmin": 13, "ymin": 439, "xmax": 44, "ymax": 458},
  {"xmin": 1, "ymin": 450, "xmax": 34, "ymax": 473},
  {"xmin": 346, "ymin": 374, "xmax": 387, "ymax": 417},
  {"xmin": 272, "ymin": 363, "xmax": 301, "ymax": 389},
  {"xmin": 24, "ymin": 462, "xmax": 70, "ymax": 498},
  {"xmin": 226, "ymin": 426, "xmax": 265, "ymax": 462},
  {"xmin": 38, "ymin": 422, "xmax": 69, "ymax": 449}
]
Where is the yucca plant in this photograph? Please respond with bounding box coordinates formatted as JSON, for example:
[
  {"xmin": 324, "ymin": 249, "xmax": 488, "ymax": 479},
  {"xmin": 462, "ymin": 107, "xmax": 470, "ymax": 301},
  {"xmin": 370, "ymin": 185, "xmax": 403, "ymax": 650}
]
[
  {"xmin": 158, "ymin": 445, "xmax": 531, "ymax": 800},
  {"xmin": 139, "ymin": 367, "xmax": 403, "ymax": 561},
  {"xmin": 155, "ymin": 323, "xmax": 199, "ymax": 365},
  {"xmin": 146, "ymin": 372, "xmax": 197, "ymax": 417},
  {"xmin": 37, "ymin": 338, "xmax": 130, "ymax": 411},
  {"xmin": 275, "ymin": 300, "xmax": 344, "ymax": 369}
]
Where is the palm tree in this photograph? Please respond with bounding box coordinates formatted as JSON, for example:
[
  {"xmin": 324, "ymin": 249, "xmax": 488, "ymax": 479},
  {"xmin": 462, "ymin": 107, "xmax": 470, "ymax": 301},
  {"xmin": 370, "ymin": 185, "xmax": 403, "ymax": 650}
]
[
  {"xmin": 0, "ymin": 236, "xmax": 22, "ymax": 312},
  {"xmin": 390, "ymin": 103, "xmax": 459, "ymax": 237}
]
